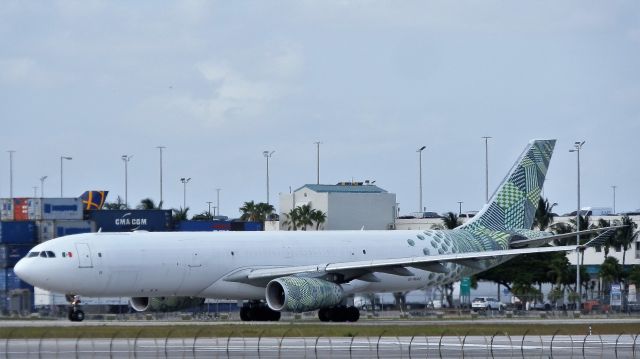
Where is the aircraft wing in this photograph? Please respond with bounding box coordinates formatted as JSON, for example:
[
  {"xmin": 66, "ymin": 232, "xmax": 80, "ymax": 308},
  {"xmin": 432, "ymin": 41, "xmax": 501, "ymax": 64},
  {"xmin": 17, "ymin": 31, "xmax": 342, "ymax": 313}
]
[{"xmin": 226, "ymin": 245, "xmax": 578, "ymax": 285}]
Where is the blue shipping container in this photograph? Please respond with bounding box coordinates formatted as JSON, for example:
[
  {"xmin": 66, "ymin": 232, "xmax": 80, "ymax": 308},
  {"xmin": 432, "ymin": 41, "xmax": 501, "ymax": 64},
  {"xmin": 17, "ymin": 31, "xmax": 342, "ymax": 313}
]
[
  {"xmin": 243, "ymin": 222, "xmax": 263, "ymax": 231},
  {"xmin": 86, "ymin": 210, "xmax": 172, "ymax": 232},
  {"xmin": 0, "ymin": 268, "xmax": 33, "ymax": 291},
  {"xmin": 0, "ymin": 221, "xmax": 36, "ymax": 244},
  {"xmin": 0, "ymin": 245, "xmax": 32, "ymax": 268},
  {"xmin": 176, "ymin": 221, "xmax": 231, "ymax": 231},
  {"xmin": 55, "ymin": 220, "xmax": 95, "ymax": 237}
]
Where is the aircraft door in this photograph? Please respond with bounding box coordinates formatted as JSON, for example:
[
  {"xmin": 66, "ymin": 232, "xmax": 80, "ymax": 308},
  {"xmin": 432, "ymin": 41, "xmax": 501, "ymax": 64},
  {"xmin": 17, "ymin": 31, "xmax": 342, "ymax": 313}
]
[{"xmin": 75, "ymin": 243, "xmax": 93, "ymax": 268}]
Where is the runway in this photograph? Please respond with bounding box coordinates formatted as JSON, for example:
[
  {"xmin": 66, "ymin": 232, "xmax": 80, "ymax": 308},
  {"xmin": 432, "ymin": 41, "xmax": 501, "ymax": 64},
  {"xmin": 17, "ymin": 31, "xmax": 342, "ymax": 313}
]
[
  {"xmin": 2, "ymin": 334, "xmax": 639, "ymax": 358},
  {"xmin": 2, "ymin": 317, "xmax": 640, "ymax": 327}
]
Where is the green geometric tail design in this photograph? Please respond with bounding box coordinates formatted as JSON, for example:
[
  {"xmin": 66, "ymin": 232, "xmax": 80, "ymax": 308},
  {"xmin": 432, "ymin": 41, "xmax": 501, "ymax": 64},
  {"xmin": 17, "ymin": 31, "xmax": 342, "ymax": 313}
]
[{"xmin": 461, "ymin": 139, "xmax": 555, "ymax": 233}]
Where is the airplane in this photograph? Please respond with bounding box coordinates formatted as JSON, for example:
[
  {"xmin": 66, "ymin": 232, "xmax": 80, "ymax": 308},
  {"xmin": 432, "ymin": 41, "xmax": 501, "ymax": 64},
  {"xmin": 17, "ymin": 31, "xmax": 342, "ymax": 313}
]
[{"xmin": 14, "ymin": 139, "xmax": 610, "ymax": 322}]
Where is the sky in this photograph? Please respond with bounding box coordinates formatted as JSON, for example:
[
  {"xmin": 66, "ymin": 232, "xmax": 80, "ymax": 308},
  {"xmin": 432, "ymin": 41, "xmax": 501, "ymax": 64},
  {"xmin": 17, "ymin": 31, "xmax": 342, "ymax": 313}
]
[{"xmin": 1, "ymin": 1, "xmax": 639, "ymax": 218}]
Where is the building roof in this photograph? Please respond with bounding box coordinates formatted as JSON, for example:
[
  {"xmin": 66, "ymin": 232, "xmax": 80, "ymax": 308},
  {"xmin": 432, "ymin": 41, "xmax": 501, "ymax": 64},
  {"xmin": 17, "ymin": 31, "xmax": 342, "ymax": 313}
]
[{"xmin": 296, "ymin": 184, "xmax": 388, "ymax": 194}]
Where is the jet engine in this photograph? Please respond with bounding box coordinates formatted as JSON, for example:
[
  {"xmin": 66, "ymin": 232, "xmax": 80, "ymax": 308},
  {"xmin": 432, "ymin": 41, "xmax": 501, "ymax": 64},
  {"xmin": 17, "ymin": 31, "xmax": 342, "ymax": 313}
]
[
  {"xmin": 265, "ymin": 276, "xmax": 344, "ymax": 312},
  {"xmin": 129, "ymin": 296, "xmax": 204, "ymax": 312}
]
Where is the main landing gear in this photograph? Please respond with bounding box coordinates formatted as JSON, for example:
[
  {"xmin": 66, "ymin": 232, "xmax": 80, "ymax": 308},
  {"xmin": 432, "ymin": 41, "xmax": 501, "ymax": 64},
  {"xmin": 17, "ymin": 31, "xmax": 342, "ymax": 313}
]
[
  {"xmin": 239, "ymin": 301, "xmax": 281, "ymax": 321},
  {"xmin": 66, "ymin": 294, "xmax": 85, "ymax": 322},
  {"xmin": 318, "ymin": 306, "xmax": 360, "ymax": 322}
]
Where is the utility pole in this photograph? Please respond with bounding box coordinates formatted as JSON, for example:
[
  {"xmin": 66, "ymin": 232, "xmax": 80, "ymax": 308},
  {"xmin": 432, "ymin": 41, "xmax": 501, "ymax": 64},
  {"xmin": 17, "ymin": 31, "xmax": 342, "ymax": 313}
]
[
  {"xmin": 314, "ymin": 141, "xmax": 322, "ymax": 184},
  {"xmin": 157, "ymin": 146, "xmax": 166, "ymax": 207},
  {"xmin": 457, "ymin": 201, "xmax": 463, "ymax": 216},
  {"xmin": 612, "ymin": 185, "xmax": 617, "ymax": 214},
  {"xmin": 263, "ymin": 151, "xmax": 275, "ymax": 205},
  {"xmin": 40, "ymin": 176, "xmax": 47, "ymax": 198},
  {"xmin": 206, "ymin": 201, "xmax": 213, "ymax": 217},
  {"xmin": 417, "ymin": 146, "xmax": 426, "ymax": 212},
  {"xmin": 216, "ymin": 188, "xmax": 221, "ymax": 216},
  {"xmin": 60, "ymin": 156, "xmax": 72, "ymax": 197},
  {"xmin": 121, "ymin": 155, "xmax": 133, "ymax": 208},
  {"xmin": 180, "ymin": 177, "xmax": 191, "ymax": 209},
  {"xmin": 570, "ymin": 141, "xmax": 585, "ymax": 309}
]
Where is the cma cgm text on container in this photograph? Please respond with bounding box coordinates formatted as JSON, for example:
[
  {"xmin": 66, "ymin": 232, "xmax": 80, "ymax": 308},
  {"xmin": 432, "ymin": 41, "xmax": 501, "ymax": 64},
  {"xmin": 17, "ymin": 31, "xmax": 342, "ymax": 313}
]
[{"xmin": 86, "ymin": 210, "xmax": 172, "ymax": 232}]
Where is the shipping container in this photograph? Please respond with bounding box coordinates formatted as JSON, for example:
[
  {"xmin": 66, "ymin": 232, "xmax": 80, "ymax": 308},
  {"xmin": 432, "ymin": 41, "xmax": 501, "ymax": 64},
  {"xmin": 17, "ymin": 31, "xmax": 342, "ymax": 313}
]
[
  {"xmin": 37, "ymin": 220, "xmax": 55, "ymax": 242},
  {"xmin": 175, "ymin": 220, "xmax": 231, "ymax": 231},
  {"xmin": 3, "ymin": 288, "xmax": 34, "ymax": 313},
  {"xmin": 5, "ymin": 268, "xmax": 32, "ymax": 291},
  {"xmin": 0, "ymin": 244, "xmax": 32, "ymax": 268},
  {"xmin": 86, "ymin": 210, "xmax": 172, "ymax": 232},
  {"xmin": 13, "ymin": 198, "xmax": 30, "ymax": 221},
  {"xmin": 0, "ymin": 268, "xmax": 33, "ymax": 291},
  {"xmin": 243, "ymin": 222, "xmax": 263, "ymax": 231},
  {"xmin": 0, "ymin": 198, "xmax": 13, "ymax": 221},
  {"xmin": 0, "ymin": 221, "xmax": 37, "ymax": 244},
  {"xmin": 37, "ymin": 198, "xmax": 84, "ymax": 220},
  {"xmin": 37, "ymin": 220, "xmax": 95, "ymax": 242}
]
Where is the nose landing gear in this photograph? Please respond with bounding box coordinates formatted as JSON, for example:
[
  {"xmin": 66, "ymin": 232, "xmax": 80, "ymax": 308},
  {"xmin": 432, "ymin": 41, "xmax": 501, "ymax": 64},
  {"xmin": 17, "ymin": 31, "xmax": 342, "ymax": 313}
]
[{"xmin": 66, "ymin": 294, "xmax": 85, "ymax": 322}]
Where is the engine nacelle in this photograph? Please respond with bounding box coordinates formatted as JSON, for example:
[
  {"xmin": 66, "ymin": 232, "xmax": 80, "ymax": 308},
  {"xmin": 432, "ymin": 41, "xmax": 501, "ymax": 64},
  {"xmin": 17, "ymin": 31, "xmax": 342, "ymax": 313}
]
[
  {"xmin": 265, "ymin": 277, "xmax": 344, "ymax": 312},
  {"xmin": 129, "ymin": 296, "xmax": 204, "ymax": 312}
]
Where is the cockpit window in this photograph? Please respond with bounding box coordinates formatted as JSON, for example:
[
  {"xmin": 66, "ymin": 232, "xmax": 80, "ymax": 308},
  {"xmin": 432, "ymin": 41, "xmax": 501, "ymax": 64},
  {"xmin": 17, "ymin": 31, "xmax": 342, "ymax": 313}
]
[
  {"xmin": 45, "ymin": 251, "xmax": 56, "ymax": 258},
  {"xmin": 40, "ymin": 252, "xmax": 47, "ymax": 258},
  {"xmin": 28, "ymin": 252, "xmax": 40, "ymax": 258}
]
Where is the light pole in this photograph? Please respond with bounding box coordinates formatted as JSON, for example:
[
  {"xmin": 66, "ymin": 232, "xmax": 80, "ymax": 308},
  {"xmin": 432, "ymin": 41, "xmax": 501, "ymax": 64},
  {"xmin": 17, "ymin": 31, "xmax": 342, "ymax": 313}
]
[
  {"xmin": 314, "ymin": 141, "xmax": 322, "ymax": 185},
  {"xmin": 180, "ymin": 177, "xmax": 191, "ymax": 209},
  {"xmin": 216, "ymin": 188, "xmax": 221, "ymax": 216},
  {"xmin": 60, "ymin": 156, "xmax": 72, "ymax": 197},
  {"xmin": 417, "ymin": 145, "xmax": 426, "ymax": 212},
  {"xmin": 612, "ymin": 185, "xmax": 617, "ymax": 214},
  {"xmin": 156, "ymin": 146, "xmax": 166, "ymax": 207},
  {"xmin": 481, "ymin": 136, "xmax": 492, "ymax": 203},
  {"xmin": 263, "ymin": 151, "xmax": 275, "ymax": 205},
  {"xmin": 570, "ymin": 140, "xmax": 585, "ymax": 308},
  {"xmin": 206, "ymin": 201, "xmax": 213, "ymax": 217},
  {"xmin": 457, "ymin": 201, "xmax": 463, "ymax": 216},
  {"xmin": 7, "ymin": 150, "xmax": 15, "ymax": 199},
  {"xmin": 40, "ymin": 176, "xmax": 47, "ymax": 198},
  {"xmin": 121, "ymin": 155, "xmax": 133, "ymax": 208}
]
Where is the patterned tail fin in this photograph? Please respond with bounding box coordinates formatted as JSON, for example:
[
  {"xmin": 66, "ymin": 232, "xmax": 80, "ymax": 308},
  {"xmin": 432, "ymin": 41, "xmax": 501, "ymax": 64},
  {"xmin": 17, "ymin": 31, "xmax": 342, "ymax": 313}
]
[{"xmin": 461, "ymin": 139, "xmax": 556, "ymax": 232}]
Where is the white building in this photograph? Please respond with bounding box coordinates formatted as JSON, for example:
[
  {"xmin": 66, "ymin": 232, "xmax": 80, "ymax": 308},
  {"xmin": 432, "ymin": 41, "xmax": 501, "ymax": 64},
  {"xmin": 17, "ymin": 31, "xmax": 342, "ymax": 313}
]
[{"xmin": 278, "ymin": 183, "xmax": 396, "ymax": 230}]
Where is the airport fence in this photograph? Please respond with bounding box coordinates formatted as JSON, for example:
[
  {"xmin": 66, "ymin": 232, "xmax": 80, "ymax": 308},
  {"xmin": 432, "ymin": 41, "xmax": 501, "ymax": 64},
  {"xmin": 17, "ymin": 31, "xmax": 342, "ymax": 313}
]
[{"xmin": 1, "ymin": 332, "xmax": 639, "ymax": 358}]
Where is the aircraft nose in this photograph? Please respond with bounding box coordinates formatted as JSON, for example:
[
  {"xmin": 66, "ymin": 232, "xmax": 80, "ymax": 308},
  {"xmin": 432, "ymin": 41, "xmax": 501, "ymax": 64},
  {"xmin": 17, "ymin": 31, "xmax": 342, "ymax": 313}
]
[{"xmin": 13, "ymin": 258, "xmax": 35, "ymax": 286}]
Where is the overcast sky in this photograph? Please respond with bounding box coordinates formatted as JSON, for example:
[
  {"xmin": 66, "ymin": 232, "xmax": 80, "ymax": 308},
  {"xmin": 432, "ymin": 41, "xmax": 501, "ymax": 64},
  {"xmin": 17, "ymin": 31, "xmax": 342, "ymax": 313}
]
[{"xmin": 1, "ymin": 1, "xmax": 639, "ymax": 218}]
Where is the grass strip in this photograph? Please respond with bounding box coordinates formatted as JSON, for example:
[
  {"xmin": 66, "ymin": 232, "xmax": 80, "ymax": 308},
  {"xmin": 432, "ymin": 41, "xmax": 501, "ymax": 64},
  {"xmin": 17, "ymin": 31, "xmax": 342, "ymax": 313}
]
[{"xmin": 0, "ymin": 323, "xmax": 638, "ymax": 339}]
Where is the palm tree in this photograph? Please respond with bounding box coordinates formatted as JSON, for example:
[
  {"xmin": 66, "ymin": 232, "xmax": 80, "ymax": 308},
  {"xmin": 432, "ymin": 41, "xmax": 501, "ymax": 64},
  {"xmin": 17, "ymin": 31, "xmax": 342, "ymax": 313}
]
[
  {"xmin": 239, "ymin": 201, "xmax": 258, "ymax": 221},
  {"xmin": 103, "ymin": 196, "xmax": 128, "ymax": 210},
  {"xmin": 255, "ymin": 202, "xmax": 275, "ymax": 222},
  {"xmin": 296, "ymin": 204, "xmax": 314, "ymax": 231},
  {"xmin": 192, "ymin": 211, "xmax": 213, "ymax": 220},
  {"xmin": 136, "ymin": 198, "xmax": 162, "ymax": 210},
  {"xmin": 240, "ymin": 201, "xmax": 274, "ymax": 222},
  {"xmin": 441, "ymin": 212, "xmax": 461, "ymax": 229},
  {"xmin": 310, "ymin": 209, "xmax": 327, "ymax": 230},
  {"xmin": 533, "ymin": 198, "xmax": 556, "ymax": 231},
  {"xmin": 599, "ymin": 257, "xmax": 623, "ymax": 294},
  {"xmin": 172, "ymin": 207, "xmax": 189, "ymax": 222},
  {"xmin": 613, "ymin": 215, "xmax": 638, "ymax": 268},
  {"xmin": 595, "ymin": 218, "xmax": 614, "ymax": 258},
  {"xmin": 281, "ymin": 211, "xmax": 298, "ymax": 231}
]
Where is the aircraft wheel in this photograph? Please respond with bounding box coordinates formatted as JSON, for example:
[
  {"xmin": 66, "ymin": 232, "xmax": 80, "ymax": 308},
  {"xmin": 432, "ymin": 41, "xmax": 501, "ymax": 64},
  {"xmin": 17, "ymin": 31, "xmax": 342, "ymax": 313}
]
[
  {"xmin": 346, "ymin": 306, "xmax": 360, "ymax": 322},
  {"xmin": 74, "ymin": 310, "xmax": 85, "ymax": 322},
  {"xmin": 269, "ymin": 309, "xmax": 281, "ymax": 321},
  {"xmin": 318, "ymin": 308, "xmax": 331, "ymax": 322},
  {"xmin": 239, "ymin": 306, "xmax": 250, "ymax": 321}
]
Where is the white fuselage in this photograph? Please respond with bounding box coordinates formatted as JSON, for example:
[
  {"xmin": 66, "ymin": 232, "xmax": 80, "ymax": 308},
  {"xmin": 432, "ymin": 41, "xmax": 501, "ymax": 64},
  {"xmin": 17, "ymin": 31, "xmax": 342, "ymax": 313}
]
[{"xmin": 16, "ymin": 229, "xmax": 484, "ymax": 300}]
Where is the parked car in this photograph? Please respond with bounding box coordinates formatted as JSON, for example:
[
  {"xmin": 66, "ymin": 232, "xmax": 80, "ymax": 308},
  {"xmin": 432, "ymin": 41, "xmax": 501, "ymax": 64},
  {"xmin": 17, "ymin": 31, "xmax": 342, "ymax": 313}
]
[{"xmin": 471, "ymin": 297, "xmax": 504, "ymax": 311}]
